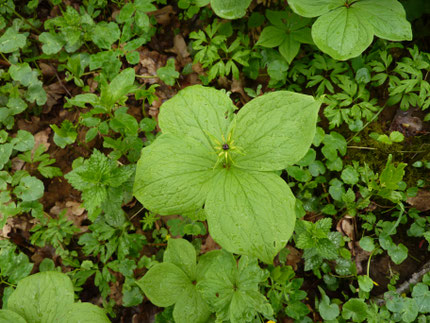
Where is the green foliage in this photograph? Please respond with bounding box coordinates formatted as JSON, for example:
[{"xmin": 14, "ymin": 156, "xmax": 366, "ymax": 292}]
[
  {"xmin": 65, "ymin": 149, "xmax": 135, "ymax": 221},
  {"xmin": 256, "ymin": 9, "xmax": 313, "ymax": 64},
  {"xmin": 134, "ymin": 85, "xmax": 321, "ymax": 263},
  {"xmin": 289, "ymin": 0, "xmax": 412, "ymax": 60},
  {"xmin": 1, "ymin": 271, "xmax": 110, "ymax": 322},
  {"xmin": 157, "ymin": 58, "xmax": 179, "ymax": 86},
  {"xmin": 138, "ymin": 238, "xmax": 272, "ymax": 323},
  {"xmin": 210, "ymin": 0, "xmax": 251, "ymax": 19},
  {"xmin": 18, "ymin": 144, "xmax": 63, "ymax": 179},
  {"xmin": 190, "ymin": 20, "xmax": 251, "ymax": 81}
]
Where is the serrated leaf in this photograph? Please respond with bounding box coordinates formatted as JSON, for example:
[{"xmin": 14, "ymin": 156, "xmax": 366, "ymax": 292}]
[
  {"xmin": 210, "ymin": 0, "xmax": 252, "ymax": 19},
  {"xmin": 137, "ymin": 263, "xmax": 190, "ymax": 307},
  {"xmin": 134, "ymin": 134, "xmax": 217, "ymax": 215},
  {"xmin": 205, "ymin": 168, "xmax": 296, "ymax": 263},
  {"xmin": 312, "ymin": 6, "xmax": 374, "ymax": 61},
  {"xmin": 233, "ymin": 91, "xmax": 321, "ymax": 171}
]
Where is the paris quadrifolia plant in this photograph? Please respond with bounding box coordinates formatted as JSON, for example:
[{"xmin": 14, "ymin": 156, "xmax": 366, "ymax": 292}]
[{"xmin": 133, "ymin": 85, "xmax": 321, "ymax": 263}]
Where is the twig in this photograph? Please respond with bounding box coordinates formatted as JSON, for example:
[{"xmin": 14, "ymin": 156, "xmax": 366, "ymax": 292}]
[{"xmin": 373, "ymin": 259, "xmax": 430, "ymax": 305}]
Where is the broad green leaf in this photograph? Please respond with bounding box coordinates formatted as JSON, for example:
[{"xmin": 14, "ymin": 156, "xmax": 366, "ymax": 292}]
[
  {"xmin": 342, "ymin": 298, "xmax": 367, "ymax": 322},
  {"xmin": 92, "ymin": 22, "xmax": 120, "ymax": 49},
  {"xmin": 197, "ymin": 252, "xmax": 272, "ymax": 323},
  {"xmin": 0, "ymin": 143, "xmax": 13, "ymax": 170},
  {"xmin": 173, "ymin": 284, "xmax": 211, "ymax": 323},
  {"xmin": 101, "ymin": 68, "xmax": 135, "ymax": 107},
  {"xmin": 205, "ymin": 168, "xmax": 296, "ymax": 263},
  {"xmin": 353, "ymin": 0, "xmax": 412, "ymax": 41},
  {"xmin": 210, "ymin": 0, "xmax": 252, "ymax": 19},
  {"xmin": 357, "ymin": 275, "xmax": 374, "ymax": 292},
  {"xmin": 0, "ymin": 27, "xmax": 27, "ymax": 53},
  {"xmin": 279, "ymin": 33, "xmax": 300, "ymax": 64},
  {"xmin": 164, "ymin": 238, "xmax": 197, "ymax": 280},
  {"xmin": 233, "ymin": 91, "xmax": 320, "ymax": 171},
  {"xmin": 312, "ymin": 6, "xmax": 374, "ymax": 60},
  {"xmin": 157, "ymin": 58, "xmax": 179, "ymax": 86},
  {"xmin": 137, "ymin": 263, "xmax": 191, "ymax": 307},
  {"xmin": 55, "ymin": 303, "xmax": 110, "ymax": 323},
  {"xmin": 159, "ymin": 85, "xmax": 235, "ymax": 151},
  {"xmin": 51, "ymin": 120, "xmax": 78, "ymax": 148},
  {"xmin": 39, "ymin": 32, "xmax": 66, "ymax": 55},
  {"xmin": 13, "ymin": 176, "xmax": 44, "ymax": 201},
  {"xmin": 11, "ymin": 130, "xmax": 34, "ymax": 152},
  {"xmin": 9, "ymin": 63, "xmax": 40, "ymax": 87},
  {"xmin": 288, "ymin": 0, "xmax": 344, "ymax": 17},
  {"xmin": 379, "ymin": 155, "xmax": 407, "ymax": 190},
  {"xmin": 133, "ymin": 134, "xmax": 217, "ymax": 215},
  {"xmin": 256, "ymin": 26, "xmax": 286, "ymax": 48},
  {"xmin": 7, "ymin": 271, "xmax": 75, "ymax": 322},
  {"xmin": 0, "ymin": 310, "xmax": 27, "ymax": 323}
]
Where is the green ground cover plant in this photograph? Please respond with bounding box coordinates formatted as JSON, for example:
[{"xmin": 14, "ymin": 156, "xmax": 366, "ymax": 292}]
[{"xmin": 0, "ymin": 0, "xmax": 430, "ymax": 322}]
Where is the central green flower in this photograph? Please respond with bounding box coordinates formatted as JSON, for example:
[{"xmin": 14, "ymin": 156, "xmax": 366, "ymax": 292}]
[{"xmin": 133, "ymin": 85, "xmax": 321, "ymax": 263}]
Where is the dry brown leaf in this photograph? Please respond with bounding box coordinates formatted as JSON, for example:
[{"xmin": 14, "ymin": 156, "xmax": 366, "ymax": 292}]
[
  {"xmin": 33, "ymin": 128, "xmax": 51, "ymax": 153},
  {"xmin": 336, "ymin": 215, "xmax": 356, "ymax": 255},
  {"xmin": 200, "ymin": 235, "xmax": 220, "ymax": 253},
  {"xmin": 44, "ymin": 81, "xmax": 66, "ymax": 112},
  {"xmin": 149, "ymin": 5, "xmax": 175, "ymax": 25},
  {"xmin": 285, "ymin": 245, "xmax": 302, "ymax": 270},
  {"xmin": 39, "ymin": 63, "xmax": 56, "ymax": 77},
  {"xmin": 407, "ymin": 190, "xmax": 430, "ymax": 211}
]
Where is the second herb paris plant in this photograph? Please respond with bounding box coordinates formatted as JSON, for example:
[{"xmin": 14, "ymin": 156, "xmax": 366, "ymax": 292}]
[{"xmin": 133, "ymin": 85, "xmax": 321, "ymax": 263}]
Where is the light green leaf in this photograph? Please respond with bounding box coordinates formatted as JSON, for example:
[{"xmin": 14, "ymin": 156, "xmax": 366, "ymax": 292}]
[
  {"xmin": 341, "ymin": 166, "xmax": 359, "ymax": 185},
  {"xmin": 0, "ymin": 310, "xmax": 27, "ymax": 323},
  {"xmin": 342, "ymin": 298, "xmax": 368, "ymax": 322},
  {"xmin": 288, "ymin": 0, "xmax": 345, "ymax": 18},
  {"xmin": 11, "ymin": 130, "xmax": 34, "ymax": 152},
  {"xmin": 0, "ymin": 143, "xmax": 13, "ymax": 170},
  {"xmin": 9, "ymin": 63, "xmax": 40, "ymax": 87},
  {"xmin": 133, "ymin": 134, "xmax": 217, "ymax": 215},
  {"xmin": 13, "ymin": 176, "xmax": 44, "ymax": 201},
  {"xmin": 51, "ymin": 120, "xmax": 78, "ymax": 148},
  {"xmin": 56, "ymin": 303, "xmax": 110, "ymax": 323},
  {"xmin": 164, "ymin": 238, "xmax": 197, "ymax": 280},
  {"xmin": 210, "ymin": 0, "xmax": 252, "ymax": 19},
  {"xmin": 92, "ymin": 22, "xmax": 120, "ymax": 49},
  {"xmin": 0, "ymin": 27, "xmax": 27, "ymax": 53},
  {"xmin": 157, "ymin": 58, "xmax": 179, "ymax": 86},
  {"xmin": 312, "ymin": 6, "xmax": 374, "ymax": 60},
  {"xmin": 233, "ymin": 91, "xmax": 321, "ymax": 171},
  {"xmin": 279, "ymin": 33, "xmax": 300, "ymax": 64},
  {"xmin": 158, "ymin": 85, "xmax": 236, "ymax": 151},
  {"xmin": 101, "ymin": 68, "xmax": 135, "ymax": 107},
  {"xmin": 173, "ymin": 284, "xmax": 211, "ymax": 323},
  {"xmin": 353, "ymin": 0, "xmax": 412, "ymax": 41},
  {"xmin": 137, "ymin": 263, "xmax": 191, "ymax": 307},
  {"xmin": 7, "ymin": 271, "xmax": 75, "ymax": 322},
  {"xmin": 205, "ymin": 168, "xmax": 296, "ymax": 263},
  {"xmin": 357, "ymin": 275, "xmax": 374, "ymax": 292},
  {"xmin": 197, "ymin": 252, "xmax": 272, "ymax": 323},
  {"xmin": 39, "ymin": 32, "xmax": 66, "ymax": 55},
  {"xmin": 256, "ymin": 26, "xmax": 286, "ymax": 48}
]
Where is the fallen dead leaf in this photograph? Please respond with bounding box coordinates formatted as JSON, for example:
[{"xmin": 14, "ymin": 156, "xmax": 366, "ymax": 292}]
[
  {"xmin": 33, "ymin": 128, "xmax": 51, "ymax": 153},
  {"xmin": 149, "ymin": 5, "xmax": 175, "ymax": 25},
  {"xmin": 39, "ymin": 62, "xmax": 57, "ymax": 77},
  {"xmin": 44, "ymin": 81, "xmax": 66, "ymax": 112},
  {"xmin": 285, "ymin": 245, "xmax": 302, "ymax": 270},
  {"xmin": 336, "ymin": 215, "xmax": 356, "ymax": 255},
  {"xmin": 200, "ymin": 235, "xmax": 220, "ymax": 253},
  {"xmin": 407, "ymin": 190, "xmax": 430, "ymax": 211}
]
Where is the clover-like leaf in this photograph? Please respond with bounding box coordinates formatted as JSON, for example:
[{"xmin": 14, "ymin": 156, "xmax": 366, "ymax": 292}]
[
  {"xmin": 206, "ymin": 168, "xmax": 296, "ymax": 263},
  {"xmin": 134, "ymin": 85, "xmax": 319, "ymax": 264},
  {"xmin": 138, "ymin": 239, "xmax": 211, "ymax": 323},
  {"xmin": 197, "ymin": 252, "xmax": 272, "ymax": 322},
  {"xmin": 289, "ymin": 0, "xmax": 412, "ymax": 60}
]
